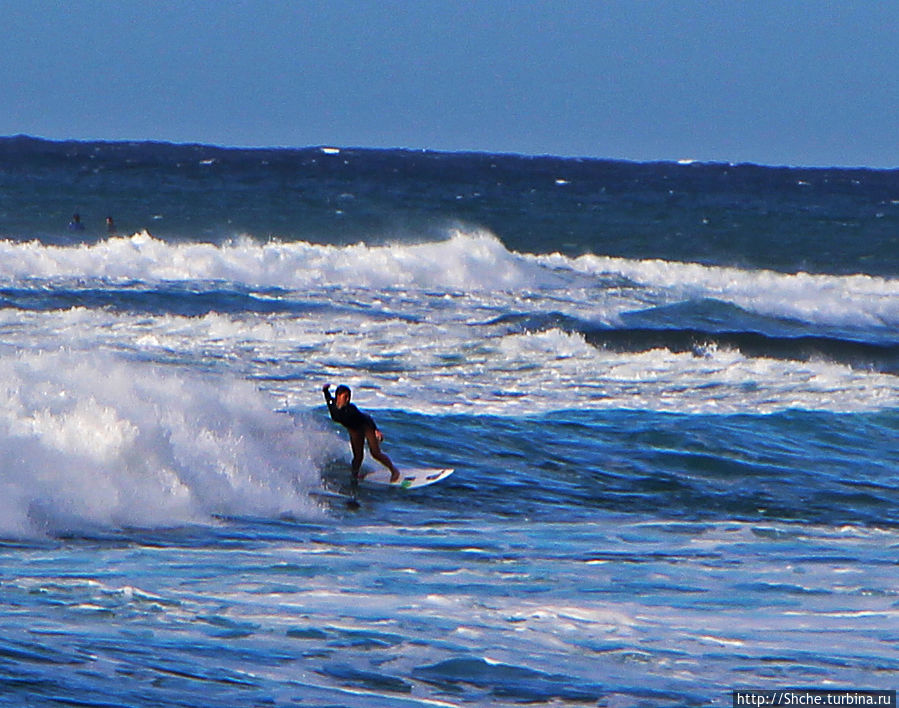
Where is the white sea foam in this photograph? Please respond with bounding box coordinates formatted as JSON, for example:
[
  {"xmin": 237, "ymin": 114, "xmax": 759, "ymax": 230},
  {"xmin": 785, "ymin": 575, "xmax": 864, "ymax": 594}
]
[
  {"xmin": 0, "ymin": 228, "xmax": 894, "ymax": 331},
  {"xmin": 0, "ymin": 229, "xmax": 551, "ymax": 292},
  {"xmin": 540, "ymin": 250, "xmax": 899, "ymax": 330},
  {"xmin": 0, "ymin": 350, "xmax": 334, "ymax": 538},
  {"xmin": 2, "ymin": 306, "xmax": 895, "ymax": 417},
  {"xmin": 0, "ymin": 229, "xmax": 895, "ymax": 421}
]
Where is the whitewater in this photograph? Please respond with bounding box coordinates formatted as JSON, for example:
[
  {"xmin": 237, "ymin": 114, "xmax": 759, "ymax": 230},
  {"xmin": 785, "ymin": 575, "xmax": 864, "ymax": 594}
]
[{"xmin": 0, "ymin": 137, "xmax": 896, "ymax": 706}]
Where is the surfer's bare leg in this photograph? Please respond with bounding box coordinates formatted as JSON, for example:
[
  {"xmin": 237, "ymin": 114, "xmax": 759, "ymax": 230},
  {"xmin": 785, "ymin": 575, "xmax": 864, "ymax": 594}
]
[{"xmin": 365, "ymin": 426, "xmax": 400, "ymax": 482}]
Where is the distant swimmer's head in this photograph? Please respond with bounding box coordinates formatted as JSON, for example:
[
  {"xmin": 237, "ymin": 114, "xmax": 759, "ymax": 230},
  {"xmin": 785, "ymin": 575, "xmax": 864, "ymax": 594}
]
[{"xmin": 334, "ymin": 384, "xmax": 351, "ymax": 407}]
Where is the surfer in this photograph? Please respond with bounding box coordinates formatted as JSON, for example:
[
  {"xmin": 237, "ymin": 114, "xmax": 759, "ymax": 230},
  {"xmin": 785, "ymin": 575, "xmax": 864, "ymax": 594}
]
[
  {"xmin": 68, "ymin": 213, "xmax": 85, "ymax": 231},
  {"xmin": 323, "ymin": 384, "xmax": 401, "ymax": 491}
]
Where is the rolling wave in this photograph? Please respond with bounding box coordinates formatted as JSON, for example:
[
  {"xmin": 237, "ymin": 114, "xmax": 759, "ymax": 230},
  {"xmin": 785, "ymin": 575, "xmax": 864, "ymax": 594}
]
[
  {"xmin": 0, "ymin": 350, "xmax": 333, "ymax": 538},
  {"xmin": 0, "ymin": 229, "xmax": 895, "ymax": 329},
  {"xmin": 0, "ymin": 229, "xmax": 894, "ymax": 419},
  {"xmin": 585, "ymin": 327, "xmax": 899, "ymax": 375},
  {"xmin": 486, "ymin": 306, "xmax": 899, "ymax": 374}
]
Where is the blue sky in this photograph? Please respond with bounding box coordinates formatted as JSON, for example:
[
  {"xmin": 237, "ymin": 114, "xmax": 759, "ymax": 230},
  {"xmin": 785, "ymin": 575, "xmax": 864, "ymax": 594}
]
[{"xmin": 3, "ymin": 1, "xmax": 897, "ymax": 167}]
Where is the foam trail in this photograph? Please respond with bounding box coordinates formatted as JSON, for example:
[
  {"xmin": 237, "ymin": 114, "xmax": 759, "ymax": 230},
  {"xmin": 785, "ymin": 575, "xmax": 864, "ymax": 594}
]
[{"xmin": 0, "ymin": 350, "xmax": 336, "ymax": 538}]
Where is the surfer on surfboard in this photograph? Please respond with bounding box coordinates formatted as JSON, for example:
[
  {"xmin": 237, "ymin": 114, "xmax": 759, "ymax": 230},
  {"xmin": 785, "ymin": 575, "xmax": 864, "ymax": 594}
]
[{"xmin": 323, "ymin": 384, "xmax": 401, "ymax": 494}]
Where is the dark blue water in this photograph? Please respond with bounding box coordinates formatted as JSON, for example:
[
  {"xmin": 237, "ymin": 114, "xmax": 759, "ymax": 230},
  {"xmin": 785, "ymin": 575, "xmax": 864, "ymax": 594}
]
[
  {"xmin": 0, "ymin": 136, "xmax": 896, "ymax": 705},
  {"xmin": 3, "ymin": 135, "xmax": 898, "ymax": 275}
]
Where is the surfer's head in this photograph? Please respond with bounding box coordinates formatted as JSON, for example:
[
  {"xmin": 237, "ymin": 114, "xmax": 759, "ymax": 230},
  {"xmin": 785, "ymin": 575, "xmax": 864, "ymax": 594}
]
[{"xmin": 334, "ymin": 384, "xmax": 351, "ymax": 408}]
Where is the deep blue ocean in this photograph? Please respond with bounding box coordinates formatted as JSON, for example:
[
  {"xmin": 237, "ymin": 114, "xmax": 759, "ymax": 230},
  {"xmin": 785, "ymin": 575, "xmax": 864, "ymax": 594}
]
[{"xmin": 0, "ymin": 136, "xmax": 896, "ymax": 706}]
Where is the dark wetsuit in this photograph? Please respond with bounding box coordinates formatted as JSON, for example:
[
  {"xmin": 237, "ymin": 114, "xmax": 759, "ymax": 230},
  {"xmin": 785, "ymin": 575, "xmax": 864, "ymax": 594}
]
[
  {"xmin": 324, "ymin": 394, "xmax": 377, "ymax": 433},
  {"xmin": 323, "ymin": 388, "xmax": 397, "ymax": 488}
]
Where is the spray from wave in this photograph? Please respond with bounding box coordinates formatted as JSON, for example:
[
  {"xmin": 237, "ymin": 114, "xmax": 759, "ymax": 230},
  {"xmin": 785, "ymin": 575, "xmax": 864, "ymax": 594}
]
[{"xmin": 0, "ymin": 350, "xmax": 336, "ymax": 538}]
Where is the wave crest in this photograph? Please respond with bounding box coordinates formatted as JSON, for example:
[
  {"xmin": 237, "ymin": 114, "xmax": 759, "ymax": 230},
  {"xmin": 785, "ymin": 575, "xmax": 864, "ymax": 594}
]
[
  {"xmin": 0, "ymin": 351, "xmax": 334, "ymax": 538},
  {"xmin": 0, "ymin": 226, "xmax": 896, "ymax": 333}
]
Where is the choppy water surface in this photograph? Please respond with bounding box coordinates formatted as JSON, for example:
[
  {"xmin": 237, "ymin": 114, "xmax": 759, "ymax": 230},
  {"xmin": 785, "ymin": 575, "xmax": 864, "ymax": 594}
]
[{"xmin": 0, "ymin": 137, "xmax": 896, "ymax": 705}]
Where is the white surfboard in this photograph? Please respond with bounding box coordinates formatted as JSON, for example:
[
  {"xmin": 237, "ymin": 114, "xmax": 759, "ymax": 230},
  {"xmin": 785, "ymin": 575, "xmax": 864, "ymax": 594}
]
[{"xmin": 363, "ymin": 467, "xmax": 454, "ymax": 489}]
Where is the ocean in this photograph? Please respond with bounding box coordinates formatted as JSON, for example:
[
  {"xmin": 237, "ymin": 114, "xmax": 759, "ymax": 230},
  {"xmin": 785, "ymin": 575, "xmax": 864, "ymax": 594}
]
[{"xmin": 0, "ymin": 136, "xmax": 896, "ymax": 706}]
